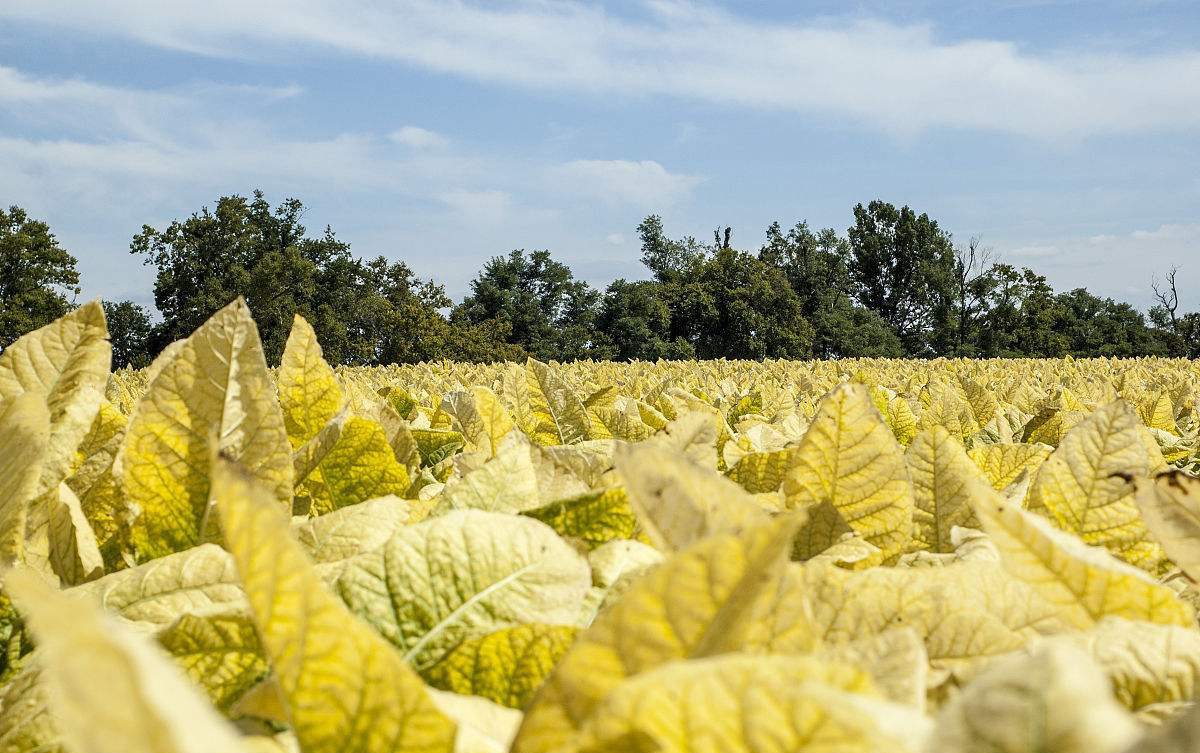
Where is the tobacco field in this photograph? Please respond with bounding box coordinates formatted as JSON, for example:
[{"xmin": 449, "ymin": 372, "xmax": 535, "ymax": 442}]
[{"xmin": 4, "ymin": 297, "xmax": 1200, "ymax": 753}]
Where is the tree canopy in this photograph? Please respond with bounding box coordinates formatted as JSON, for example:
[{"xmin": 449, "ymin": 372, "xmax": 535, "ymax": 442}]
[
  {"xmin": 3, "ymin": 194, "xmax": 1193, "ymax": 365},
  {"xmin": 0, "ymin": 206, "xmax": 81, "ymax": 349}
]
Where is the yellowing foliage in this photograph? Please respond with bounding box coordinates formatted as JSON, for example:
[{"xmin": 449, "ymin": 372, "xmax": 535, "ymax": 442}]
[{"xmin": 3, "ymin": 302, "xmax": 1200, "ymax": 753}]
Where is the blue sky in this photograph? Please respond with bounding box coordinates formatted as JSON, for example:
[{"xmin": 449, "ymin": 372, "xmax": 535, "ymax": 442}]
[{"xmin": 1, "ymin": 0, "xmax": 1197, "ymax": 312}]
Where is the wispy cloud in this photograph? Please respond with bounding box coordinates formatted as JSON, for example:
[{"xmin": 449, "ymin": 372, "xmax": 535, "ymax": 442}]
[
  {"xmin": 550, "ymin": 159, "xmax": 703, "ymax": 208},
  {"xmin": 3, "ymin": 1, "xmax": 1199, "ymax": 139},
  {"xmin": 390, "ymin": 125, "xmax": 449, "ymax": 149}
]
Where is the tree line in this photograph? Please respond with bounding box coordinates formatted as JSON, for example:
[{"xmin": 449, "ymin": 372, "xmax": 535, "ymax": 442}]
[{"xmin": 1, "ymin": 192, "xmax": 1196, "ymax": 367}]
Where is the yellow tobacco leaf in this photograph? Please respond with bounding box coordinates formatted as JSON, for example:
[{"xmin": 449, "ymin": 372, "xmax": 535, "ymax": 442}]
[
  {"xmin": 411, "ymin": 428, "xmax": 466, "ymax": 467},
  {"xmin": 436, "ymin": 438, "xmax": 539, "ymax": 514},
  {"xmin": 0, "ymin": 393, "xmax": 50, "ymax": 566},
  {"xmin": 522, "ymin": 487, "xmax": 638, "ymax": 549},
  {"xmin": 967, "ymin": 442, "xmax": 1052, "ymax": 490},
  {"xmin": 905, "ymin": 426, "xmax": 985, "ymax": 553},
  {"xmin": 818, "ymin": 628, "xmax": 928, "ymax": 711},
  {"xmin": 0, "ymin": 655, "xmax": 56, "ymax": 752},
  {"xmin": 800, "ymin": 561, "xmax": 1056, "ymax": 680},
  {"xmin": 569, "ymin": 654, "xmax": 928, "ymax": 753},
  {"xmin": 298, "ymin": 417, "xmax": 410, "ymax": 516},
  {"xmin": 156, "ymin": 609, "xmax": 269, "ymax": 712},
  {"xmin": 511, "ymin": 515, "xmax": 801, "ymax": 753},
  {"xmin": 69, "ymin": 542, "xmax": 245, "ymax": 626},
  {"xmin": 118, "ymin": 299, "xmax": 293, "ymax": 560},
  {"xmin": 1133, "ymin": 470, "xmax": 1200, "ymax": 583},
  {"xmin": 424, "ymin": 624, "xmax": 578, "ymax": 709},
  {"xmin": 4, "ymin": 567, "xmax": 247, "ymax": 753},
  {"xmin": 784, "ymin": 383, "xmax": 915, "ymax": 562},
  {"xmin": 293, "ymin": 496, "xmax": 412, "ymax": 563},
  {"xmin": 334, "ymin": 510, "xmax": 591, "ymax": 672},
  {"xmin": 930, "ymin": 641, "xmax": 1140, "ymax": 753},
  {"xmin": 0, "ymin": 300, "xmax": 111, "ymax": 494},
  {"xmin": 1066, "ymin": 617, "xmax": 1200, "ymax": 712},
  {"xmin": 428, "ymin": 689, "xmax": 523, "ymax": 753},
  {"xmin": 441, "ymin": 386, "xmax": 515, "ymax": 458},
  {"xmin": 614, "ymin": 441, "xmax": 770, "ymax": 551},
  {"xmin": 277, "ymin": 315, "xmax": 344, "ymax": 449},
  {"xmin": 725, "ymin": 446, "xmax": 802, "ymax": 493},
  {"xmin": 213, "ymin": 460, "xmax": 457, "ymax": 753},
  {"xmin": 67, "ymin": 398, "xmax": 127, "ymax": 499},
  {"xmin": 974, "ymin": 483, "xmax": 1193, "ymax": 629},
  {"xmin": 1025, "ymin": 400, "xmax": 1166, "ymax": 572},
  {"xmin": 523, "ymin": 358, "xmax": 609, "ymax": 445},
  {"xmin": 43, "ymin": 482, "xmax": 104, "ymax": 585}
]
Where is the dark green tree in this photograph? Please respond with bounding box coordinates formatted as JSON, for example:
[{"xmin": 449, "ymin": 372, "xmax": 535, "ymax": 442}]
[
  {"xmin": 594, "ymin": 279, "xmax": 694, "ymax": 361},
  {"xmin": 132, "ymin": 191, "xmax": 508, "ymax": 365},
  {"xmin": 846, "ymin": 201, "xmax": 956, "ymax": 354},
  {"xmin": 758, "ymin": 220, "xmax": 902, "ymax": 358},
  {"xmin": 453, "ymin": 249, "xmax": 603, "ymax": 361},
  {"xmin": 103, "ymin": 300, "xmax": 154, "ymax": 369},
  {"xmin": 0, "ymin": 206, "xmax": 80, "ymax": 349}
]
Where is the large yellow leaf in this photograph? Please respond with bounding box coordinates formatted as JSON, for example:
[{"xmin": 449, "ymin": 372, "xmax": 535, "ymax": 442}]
[
  {"xmin": 0, "ymin": 300, "xmax": 111, "ymax": 494},
  {"xmin": 334, "ymin": 511, "xmax": 591, "ymax": 671},
  {"xmin": 521, "ymin": 358, "xmax": 609, "ymax": 446},
  {"xmin": 293, "ymin": 496, "xmax": 412, "ymax": 563},
  {"xmin": 930, "ymin": 641, "xmax": 1140, "ymax": 753},
  {"xmin": 512, "ymin": 515, "xmax": 802, "ymax": 753},
  {"xmin": 424, "ymin": 623, "xmax": 578, "ymax": 709},
  {"xmin": 4, "ymin": 567, "xmax": 247, "ymax": 753},
  {"xmin": 1025, "ymin": 400, "xmax": 1166, "ymax": 572},
  {"xmin": 441, "ymin": 387, "xmax": 515, "ymax": 458},
  {"xmin": 967, "ymin": 442, "xmax": 1052, "ymax": 490},
  {"xmin": 118, "ymin": 299, "xmax": 293, "ymax": 560},
  {"xmin": 297, "ymin": 417, "xmax": 410, "ymax": 516},
  {"xmin": 522, "ymin": 487, "xmax": 638, "ymax": 549},
  {"xmin": 784, "ymin": 383, "xmax": 915, "ymax": 561},
  {"xmin": 569, "ymin": 654, "xmax": 928, "ymax": 753},
  {"xmin": 1065, "ymin": 617, "xmax": 1200, "ymax": 712},
  {"xmin": 905, "ymin": 426, "xmax": 985, "ymax": 553},
  {"xmin": 0, "ymin": 393, "xmax": 50, "ymax": 566},
  {"xmin": 1133, "ymin": 471, "xmax": 1200, "ymax": 583},
  {"xmin": 277, "ymin": 315, "xmax": 343, "ymax": 449},
  {"xmin": 69, "ymin": 542, "xmax": 245, "ymax": 626},
  {"xmin": 213, "ymin": 460, "xmax": 457, "ymax": 753},
  {"xmin": 614, "ymin": 441, "xmax": 770, "ymax": 551},
  {"xmin": 156, "ymin": 609, "xmax": 268, "ymax": 712},
  {"xmin": 974, "ymin": 483, "xmax": 1193, "ymax": 629}
]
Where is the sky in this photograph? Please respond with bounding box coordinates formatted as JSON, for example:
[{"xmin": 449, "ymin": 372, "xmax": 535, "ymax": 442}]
[{"xmin": 1, "ymin": 0, "xmax": 1198, "ymax": 313}]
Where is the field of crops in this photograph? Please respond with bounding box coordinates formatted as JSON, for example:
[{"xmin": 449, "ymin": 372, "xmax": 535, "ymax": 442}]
[{"xmin": 3, "ymin": 298, "xmax": 1200, "ymax": 753}]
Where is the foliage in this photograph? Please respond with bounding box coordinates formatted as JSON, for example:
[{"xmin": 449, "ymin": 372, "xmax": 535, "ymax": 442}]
[
  {"xmin": 102, "ymin": 301, "xmax": 154, "ymax": 369},
  {"xmin": 0, "ymin": 206, "xmax": 80, "ymax": 350},
  {"xmin": 131, "ymin": 191, "xmax": 513, "ymax": 366},
  {"xmin": 3, "ymin": 305, "xmax": 1200, "ymax": 752}
]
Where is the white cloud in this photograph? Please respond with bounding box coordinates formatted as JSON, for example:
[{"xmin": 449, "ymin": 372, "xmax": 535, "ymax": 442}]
[
  {"xmin": 998, "ymin": 223, "xmax": 1200, "ymax": 311},
  {"xmin": 389, "ymin": 125, "xmax": 448, "ymax": 148},
  {"xmin": 606, "ymin": 232, "xmax": 626, "ymax": 245},
  {"xmin": 2, "ymin": 1, "xmax": 1199, "ymax": 139},
  {"xmin": 438, "ymin": 189, "xmax": 514, "ymax": 223},
  {"xmin": 1007, "ymin": 244, "xmax": 1061, "ymax": 258},
  {"xmin": 551, "ymin": 159, "xmax": 702, "ymax": 208}
]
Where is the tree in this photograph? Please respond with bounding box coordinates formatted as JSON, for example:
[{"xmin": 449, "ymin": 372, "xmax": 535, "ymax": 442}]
[
  {"xmin": 632, "ymin": 217, "xmax": 816, "ymax": 359},
  {"xmin": 846, "ymin": 201, "xmax": 956, "ymax": 354},
  {"xmin": 103, "ymin": 300, "xmax": 154, "ymax": 369},
  {"xmin": 942, "ymin": 237, "xmax": 997, "ymax": 356},
  {"xmin": 0, "ymin": 206, "xmax": 80, "ymax": 349},
  {"xmin": 594, "ymin": 279, "xmax": 694, "ymax": 361},
  {"xmin": 758, "ymin": 220, "xmax": 902, "ymax": 358},
  {"xmin": 131, "ymin": 191, "xmax": 501, "ymax": 365},
  {"xmin": 453, "ymin": 249, "xmax": 603, "ymax": 361},
  {"xmin": 1150, "ymin": 267, "xmax": 1200, "ymax": 358}
]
